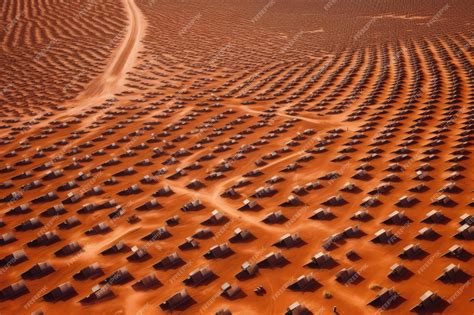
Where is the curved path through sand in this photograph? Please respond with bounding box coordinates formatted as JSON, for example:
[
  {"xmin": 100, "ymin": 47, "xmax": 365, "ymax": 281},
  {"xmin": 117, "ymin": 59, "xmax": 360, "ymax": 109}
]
[
  {"xmin": 80, "ymin": 0, "xmax": 144, "ymax": 99},
  {"xmin": 0, "ymin": 0, "xmax": 146, "ymax": 158},
  {"xmin": 32, "ymin": 0, "xmax": 145, "ymax": 125}
]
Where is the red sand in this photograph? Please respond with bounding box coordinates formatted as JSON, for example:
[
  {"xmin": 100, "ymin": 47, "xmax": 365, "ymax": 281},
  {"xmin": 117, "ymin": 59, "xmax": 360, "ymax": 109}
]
[{"xmin": 0, "ymin": 0, "xmax": 473, "ymax": 314}]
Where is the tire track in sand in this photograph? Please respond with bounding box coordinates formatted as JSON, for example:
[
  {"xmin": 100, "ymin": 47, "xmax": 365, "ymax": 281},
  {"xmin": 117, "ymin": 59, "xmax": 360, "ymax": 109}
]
[
  {"xmin": 79, "ymin": 0, "xmax": 144, "ymax": 99},
  {"xmin": 35, "ymin": 0, "xmax": 145, "ymax": 125}
]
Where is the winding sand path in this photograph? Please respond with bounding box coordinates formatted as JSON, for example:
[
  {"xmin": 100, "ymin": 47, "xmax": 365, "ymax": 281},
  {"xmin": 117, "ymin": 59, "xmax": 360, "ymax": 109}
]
[
  {"xmin": 36, "ymin": 0, "xmax": 145, "ymax": 125},
  {"xmin": 0, "ymin": 0, "xmax": 147, "ymax": 149},
  {"xmin": 80, "ymin": 0, "xmax": 144, "ymax": 99}
]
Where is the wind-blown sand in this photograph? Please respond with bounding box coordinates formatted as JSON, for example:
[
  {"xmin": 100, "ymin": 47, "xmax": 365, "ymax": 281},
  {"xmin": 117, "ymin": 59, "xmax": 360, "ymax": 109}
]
[{"xmin": 0, "ymin": 0, "xmax": 473, "ymax": 314}]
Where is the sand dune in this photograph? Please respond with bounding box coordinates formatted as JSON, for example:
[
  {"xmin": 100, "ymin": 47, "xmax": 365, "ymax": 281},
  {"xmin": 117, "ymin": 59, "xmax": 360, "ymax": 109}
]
[{"xmin": 0, "ymin": 0, "xmax": 473, "ymax": 314}]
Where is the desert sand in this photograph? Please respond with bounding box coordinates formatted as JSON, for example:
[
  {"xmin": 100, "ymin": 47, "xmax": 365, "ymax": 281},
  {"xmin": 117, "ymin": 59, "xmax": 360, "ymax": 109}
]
[{"xmin": 0, "ymin": 0, "xmax": 473, "ymax": 314}]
